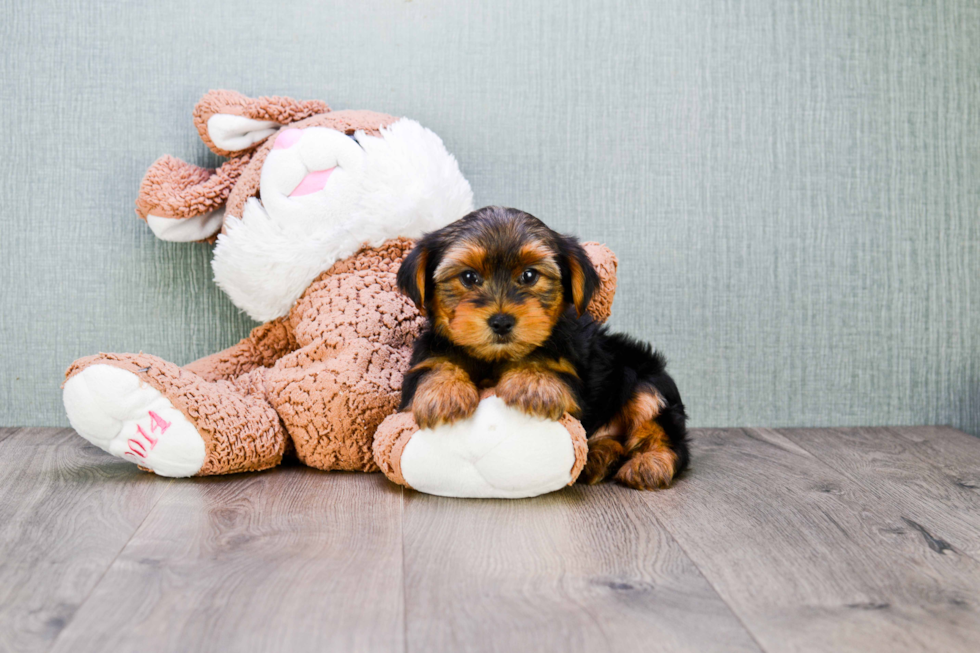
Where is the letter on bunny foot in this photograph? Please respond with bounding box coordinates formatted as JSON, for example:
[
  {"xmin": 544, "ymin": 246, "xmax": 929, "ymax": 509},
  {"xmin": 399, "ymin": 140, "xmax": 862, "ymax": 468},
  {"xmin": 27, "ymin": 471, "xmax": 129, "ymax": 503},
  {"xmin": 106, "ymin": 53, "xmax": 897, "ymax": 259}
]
[{"xmin": 63, "ymin": 365, "xmax": 205, "ymax": 477}]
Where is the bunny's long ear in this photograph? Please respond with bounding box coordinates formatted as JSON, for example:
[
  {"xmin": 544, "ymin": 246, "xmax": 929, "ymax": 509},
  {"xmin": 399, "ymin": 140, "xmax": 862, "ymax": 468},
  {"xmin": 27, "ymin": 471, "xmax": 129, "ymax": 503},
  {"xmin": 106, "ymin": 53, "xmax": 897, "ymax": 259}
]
[
  {"xmin": 193, "ymin": 90, "xmax": 330, "ymax": 156},
  {"xmin": 134, "ymin": 154, "xmax": 250, "ymax": 242}
]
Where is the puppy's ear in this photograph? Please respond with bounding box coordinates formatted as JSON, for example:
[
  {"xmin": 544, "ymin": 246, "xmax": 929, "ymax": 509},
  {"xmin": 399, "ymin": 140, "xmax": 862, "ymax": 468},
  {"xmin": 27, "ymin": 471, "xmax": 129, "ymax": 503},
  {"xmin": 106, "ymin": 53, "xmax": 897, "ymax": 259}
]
[
  {"xmin": 397, "ymin": 241, "xmax": 431, "ymax": 315},
  {"xmin": 558, "ymin": 235, "xmax": 601, "ymax": 316}
]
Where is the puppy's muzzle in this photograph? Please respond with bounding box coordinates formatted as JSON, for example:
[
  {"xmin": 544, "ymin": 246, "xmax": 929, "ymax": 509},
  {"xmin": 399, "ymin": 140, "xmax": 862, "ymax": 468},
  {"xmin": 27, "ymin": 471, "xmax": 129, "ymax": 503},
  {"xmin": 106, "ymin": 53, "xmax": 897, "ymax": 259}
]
[{"xmin": 488, "ymin": 313, "xmax": 516, "ymax": 337}]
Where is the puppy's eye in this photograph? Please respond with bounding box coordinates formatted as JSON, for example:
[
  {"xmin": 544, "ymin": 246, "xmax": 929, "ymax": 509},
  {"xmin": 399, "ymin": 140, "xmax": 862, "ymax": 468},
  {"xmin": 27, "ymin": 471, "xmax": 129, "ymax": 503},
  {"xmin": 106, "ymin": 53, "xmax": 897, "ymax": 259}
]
[
  {"xmin": 460, "ymin": 270, "xmax": 483, "ymax": 288},
  {"xmin": 519, "ymin": 269, "xmax": 539, "ymax": 285}
]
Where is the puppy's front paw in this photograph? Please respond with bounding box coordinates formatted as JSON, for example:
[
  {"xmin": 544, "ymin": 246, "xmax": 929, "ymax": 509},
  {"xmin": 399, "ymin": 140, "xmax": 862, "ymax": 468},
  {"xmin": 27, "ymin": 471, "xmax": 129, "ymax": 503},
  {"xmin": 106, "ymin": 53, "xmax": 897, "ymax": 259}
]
[
  {"xmin": 411, "ymin": 368, "xmax": 480, "ymax": 429},
  {"xmin": 496, "ymin": 367, "xmax": 578, "ymax": 421}
]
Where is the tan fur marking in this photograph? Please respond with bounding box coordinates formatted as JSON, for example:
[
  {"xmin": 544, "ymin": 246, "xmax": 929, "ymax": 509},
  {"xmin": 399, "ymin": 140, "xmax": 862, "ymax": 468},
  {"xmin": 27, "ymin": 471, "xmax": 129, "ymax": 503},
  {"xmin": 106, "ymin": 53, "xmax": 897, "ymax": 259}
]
[
  {"xmin": 614, "ymin": 447, "xmax": 678, "ymax": 490},
  {"xmin": 517, "ymin": 241, "xmax": 560, "ymax": 277},
  {"xmin": 434, "ymin": 242, "xmax": 487, "ymax": 282},
  {"xmin": 620, "ymin": 388, "xmax": 667, "ymax": 431},
  {"xmin": 410, "ymin": 360, "xmax": 479, "ymax": 429},
  {"xmin": 624, "ymin": 419, "xmax": 668, "ymax": 455},
  {"xmin": 409, "ymin": 355, "xmax": 448, "ymax": 374},
  {"xmin": 448, "ymin": 301, "xmax": 498, "ymax": 350},
  {"xmin": 431, "ymin": 293, "xmax": 454, "ymax": 340},
  {"xmin": 414, "ymin": 249, "xmax": 428, "ymax": 313},
  {"xmin": 581, "ymin": 427, "xmax": 625, "ymax": 485},
  {"xmin": 568, "ymin": 256, "xmax": 589, "ymax": 316},
  {"xmin": 617, "ymin": 420, "xmax": 677, "ymax": 489},
  {"xmin": 543, "ymin": 357, "xmax": 578, "ymax": 377},
  {"xmin": 496, "ymin": 360, "xmax": 579, "ymax": 420},
  {"xmin": 581, "ymin": 388, "xmax": 677, "ymax": 489}
]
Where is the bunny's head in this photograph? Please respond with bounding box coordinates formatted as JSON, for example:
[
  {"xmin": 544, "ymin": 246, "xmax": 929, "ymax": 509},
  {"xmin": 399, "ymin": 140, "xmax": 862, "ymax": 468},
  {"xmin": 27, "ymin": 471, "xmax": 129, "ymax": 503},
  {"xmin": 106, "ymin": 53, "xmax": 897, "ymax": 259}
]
[{"xmin": 136, "ymin": 90, "xmax": 474, "ymax": 321}]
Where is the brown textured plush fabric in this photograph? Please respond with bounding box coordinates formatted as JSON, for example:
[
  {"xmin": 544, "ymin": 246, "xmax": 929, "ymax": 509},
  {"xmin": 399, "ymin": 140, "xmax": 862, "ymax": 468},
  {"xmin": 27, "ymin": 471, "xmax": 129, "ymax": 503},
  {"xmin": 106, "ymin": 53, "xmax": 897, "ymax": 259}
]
[
  {"xmin": 135, "ymin": 154, "xmax": 252, "ymax": 221},
  {"xmin": 183, "ymin": 317, "xmax": 299, "ymax": 382},
  {"xmin": 582, "ymin": 242, "xmax": 618, "ymax": 323},
  {"xmin": 371, "ymin": 410, "xmax": 417, "ymax": 488},
  {"xmin": 561, "ymin": 414, "xmax": 589, "ymax": 483},
  {"xmin": 192, "ymin": 89, "xmax": 331, "ymax": 157}
]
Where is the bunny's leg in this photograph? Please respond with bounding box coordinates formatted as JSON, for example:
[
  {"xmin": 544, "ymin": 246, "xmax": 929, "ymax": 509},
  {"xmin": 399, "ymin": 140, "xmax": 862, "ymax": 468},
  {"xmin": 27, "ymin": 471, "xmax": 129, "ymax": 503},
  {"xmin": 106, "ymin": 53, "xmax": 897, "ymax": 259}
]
[
  {"xmin": 263, "ymin": 338, "xmax": 411, "ymax": 472},
  {"xmin": 183, "ymin": 317, "xmax": 297, "ymax": 382},
  {"xmin": 63, "ymin": 353, "xmax": 286, "ymax": 477}
]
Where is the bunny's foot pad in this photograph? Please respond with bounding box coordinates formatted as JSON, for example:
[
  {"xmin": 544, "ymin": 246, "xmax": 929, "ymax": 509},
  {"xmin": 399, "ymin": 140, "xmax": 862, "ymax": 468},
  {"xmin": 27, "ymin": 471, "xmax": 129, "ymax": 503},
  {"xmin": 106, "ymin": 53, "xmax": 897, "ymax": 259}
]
[
  {"xmin": 373, "ymin": 396, "xmax": 588, "ymax": 499},
  {"xmin": 63, "ymin": 364, "xmax": 206, "ymax": 477}
]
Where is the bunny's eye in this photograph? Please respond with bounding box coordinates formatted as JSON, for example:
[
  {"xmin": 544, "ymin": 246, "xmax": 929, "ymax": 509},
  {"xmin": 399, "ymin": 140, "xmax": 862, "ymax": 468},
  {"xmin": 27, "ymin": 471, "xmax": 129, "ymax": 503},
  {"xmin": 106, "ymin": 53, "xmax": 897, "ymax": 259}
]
[{"xmin": 460, "ymin": 270, "xmax": 483, "ymax": 288}]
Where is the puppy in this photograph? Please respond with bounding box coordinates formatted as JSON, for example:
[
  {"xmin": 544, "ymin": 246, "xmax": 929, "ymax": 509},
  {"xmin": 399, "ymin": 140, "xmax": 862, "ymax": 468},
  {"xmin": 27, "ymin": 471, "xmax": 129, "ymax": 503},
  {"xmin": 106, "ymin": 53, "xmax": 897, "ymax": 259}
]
[{"xmin": 396, "ymin": 206, "xmax": 689, "ymax": 489}]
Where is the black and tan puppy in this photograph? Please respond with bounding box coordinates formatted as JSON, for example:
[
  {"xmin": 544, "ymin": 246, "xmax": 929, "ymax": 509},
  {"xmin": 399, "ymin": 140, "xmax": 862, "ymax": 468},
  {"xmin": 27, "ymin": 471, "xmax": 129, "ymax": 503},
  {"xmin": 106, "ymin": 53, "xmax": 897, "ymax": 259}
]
[{"xmin": 396, "ymin": 206, "xmax": 688, "ymax": 489}]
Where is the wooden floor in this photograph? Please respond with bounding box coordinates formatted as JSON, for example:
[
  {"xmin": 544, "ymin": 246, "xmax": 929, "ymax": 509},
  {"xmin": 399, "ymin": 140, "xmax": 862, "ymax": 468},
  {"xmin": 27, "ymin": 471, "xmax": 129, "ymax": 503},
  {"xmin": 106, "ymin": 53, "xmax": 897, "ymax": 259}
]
[{"xmin": 2, "ymin": 426, "xmax": 979, "ymax": 652}]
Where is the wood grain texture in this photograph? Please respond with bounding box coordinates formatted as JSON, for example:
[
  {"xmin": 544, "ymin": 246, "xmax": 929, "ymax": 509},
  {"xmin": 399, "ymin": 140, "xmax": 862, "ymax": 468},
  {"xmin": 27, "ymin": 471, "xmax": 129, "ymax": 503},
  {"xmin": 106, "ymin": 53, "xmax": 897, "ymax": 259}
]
[
  {"xmin": 0, "ymin": 427, "xmax": 22, "ymax": 443},
  {"xmin": 47, "ymin": 467, "xmax": 405, "ymax": 653},
  {"xmin": 5, "ymin": 427, "xmax": 980, "ymax": 652},
  {"xmin": 401, "ymin": 484, "xmax": 762, "ymax": 653},
  {"xmin": 647, "ymin": 427, "xmax": 980, "ymax": 653},
  {"xmin": 888, "ymin": 426, "xmax": 980, "ymax": 491},
  {"xmin": 776, "ymin": 426, "xmax": 980, "ymax": 559},
  {"xmin": 0, "ymin": 428, "xmax": 173, "ymax": 653}
]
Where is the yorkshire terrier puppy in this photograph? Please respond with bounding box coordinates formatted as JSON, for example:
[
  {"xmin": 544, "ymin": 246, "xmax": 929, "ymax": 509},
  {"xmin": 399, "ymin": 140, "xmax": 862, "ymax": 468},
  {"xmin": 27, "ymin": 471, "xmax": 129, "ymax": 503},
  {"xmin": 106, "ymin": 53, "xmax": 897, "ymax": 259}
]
[{"xmin": 396, "ymin": 206, "xmax": 688, "ymax": 490}]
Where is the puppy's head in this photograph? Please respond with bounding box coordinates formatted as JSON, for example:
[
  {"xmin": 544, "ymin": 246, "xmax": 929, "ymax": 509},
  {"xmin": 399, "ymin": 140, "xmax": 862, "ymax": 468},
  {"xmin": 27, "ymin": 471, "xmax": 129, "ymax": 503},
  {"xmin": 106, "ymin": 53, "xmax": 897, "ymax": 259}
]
[{"xmin": 397, "ymin": 206, "xmax": 599, "ymax": 361}]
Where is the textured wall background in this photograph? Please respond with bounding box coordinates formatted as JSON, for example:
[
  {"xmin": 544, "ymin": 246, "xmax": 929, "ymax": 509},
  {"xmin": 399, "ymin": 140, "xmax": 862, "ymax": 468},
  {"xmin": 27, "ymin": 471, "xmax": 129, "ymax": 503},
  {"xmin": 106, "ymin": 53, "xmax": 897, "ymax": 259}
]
[{"xmin": 1, "ymin": 0, "xmax": 977, "ymax": 433}]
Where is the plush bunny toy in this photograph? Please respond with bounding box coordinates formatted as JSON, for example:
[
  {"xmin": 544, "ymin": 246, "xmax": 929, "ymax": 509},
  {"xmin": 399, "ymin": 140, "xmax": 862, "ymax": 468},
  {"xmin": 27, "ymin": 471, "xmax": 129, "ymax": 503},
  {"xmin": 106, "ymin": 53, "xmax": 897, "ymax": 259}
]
[{"xmin": 63, "ymin": 90, "xmax": 618, "ymax": 498}]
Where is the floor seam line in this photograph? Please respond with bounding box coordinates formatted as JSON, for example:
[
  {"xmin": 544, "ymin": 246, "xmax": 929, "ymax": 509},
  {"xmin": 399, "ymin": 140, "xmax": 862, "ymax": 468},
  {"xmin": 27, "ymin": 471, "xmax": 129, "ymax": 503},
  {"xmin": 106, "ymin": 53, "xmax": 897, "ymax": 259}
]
[{"xmin": 647, "ymin": 501, "xmax": 769, "ymax": 652}]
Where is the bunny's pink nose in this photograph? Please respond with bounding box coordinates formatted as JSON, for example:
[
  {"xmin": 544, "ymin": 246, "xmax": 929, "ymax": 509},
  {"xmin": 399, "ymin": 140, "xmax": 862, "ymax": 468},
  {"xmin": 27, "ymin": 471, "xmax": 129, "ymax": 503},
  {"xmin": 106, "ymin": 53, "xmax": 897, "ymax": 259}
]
[{"xmin": 273, "ymin": 129, "xmax": 303, "ymax": 149}]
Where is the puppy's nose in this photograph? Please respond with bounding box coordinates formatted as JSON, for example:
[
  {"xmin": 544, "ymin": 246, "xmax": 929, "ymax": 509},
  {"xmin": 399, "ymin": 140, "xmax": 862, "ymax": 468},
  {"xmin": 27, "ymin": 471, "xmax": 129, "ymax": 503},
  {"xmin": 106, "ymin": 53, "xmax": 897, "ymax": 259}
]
[{"xmin": 488, "ymin": 313, "xmax": 516, "ymax": 336}]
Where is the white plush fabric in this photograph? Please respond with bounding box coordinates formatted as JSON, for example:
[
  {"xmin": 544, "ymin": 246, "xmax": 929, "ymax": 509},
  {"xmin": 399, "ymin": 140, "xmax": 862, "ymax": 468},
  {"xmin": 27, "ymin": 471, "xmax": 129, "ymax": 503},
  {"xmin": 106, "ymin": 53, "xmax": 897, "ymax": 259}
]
[
  {"xmin": 212, "ymin": 118, "xmax": 474, "ymax": 321},
  {"xmin": 207, "ymin": 114, "xmax": 281, "ymax": 152},
  {"xmin": 63, "ymin": 365, "xmax": 205, "ymax": 477},
  {"xmin": 399, "ymin": 396, "xmax": 577, "ymax": 499},
  {"xmin": 147, "ymin": 209, "xmax": 225, "ymax": 242}
]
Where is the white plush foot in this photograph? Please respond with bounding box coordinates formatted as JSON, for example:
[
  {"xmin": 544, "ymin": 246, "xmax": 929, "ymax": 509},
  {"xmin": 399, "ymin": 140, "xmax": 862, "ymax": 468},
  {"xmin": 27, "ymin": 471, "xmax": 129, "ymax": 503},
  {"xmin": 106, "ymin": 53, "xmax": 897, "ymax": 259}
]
[
  {"xmin": 63, "ymin": 365, "xmax": 206, "ymax": 477},
  {"xmin": 399, "ymin": 396, "xmax": 577, "ymax": 499}
]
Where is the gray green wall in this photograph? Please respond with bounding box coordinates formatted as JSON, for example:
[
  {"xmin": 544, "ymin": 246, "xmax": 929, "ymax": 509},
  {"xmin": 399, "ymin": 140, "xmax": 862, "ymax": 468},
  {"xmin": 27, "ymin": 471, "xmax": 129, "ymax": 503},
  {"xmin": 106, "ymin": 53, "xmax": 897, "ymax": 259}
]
[{"xmin": 2, "ymin": 0, "xmax": 978, "ymax": 433}]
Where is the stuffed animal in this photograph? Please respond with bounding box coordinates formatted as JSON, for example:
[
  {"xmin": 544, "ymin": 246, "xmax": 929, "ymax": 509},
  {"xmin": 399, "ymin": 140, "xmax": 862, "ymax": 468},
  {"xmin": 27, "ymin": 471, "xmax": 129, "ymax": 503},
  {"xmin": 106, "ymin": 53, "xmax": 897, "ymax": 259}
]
[{"xmin": 62, "ymin": 90, "xmax": 618, "ymax": 498}]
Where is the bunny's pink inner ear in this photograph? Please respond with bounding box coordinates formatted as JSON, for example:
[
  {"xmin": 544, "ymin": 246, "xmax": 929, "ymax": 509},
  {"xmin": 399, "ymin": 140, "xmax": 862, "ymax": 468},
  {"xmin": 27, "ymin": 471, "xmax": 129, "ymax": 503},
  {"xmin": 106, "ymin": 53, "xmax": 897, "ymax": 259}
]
[{"xmin": 206, "ymin": 114, "xmax": 281, "ymax": 153}]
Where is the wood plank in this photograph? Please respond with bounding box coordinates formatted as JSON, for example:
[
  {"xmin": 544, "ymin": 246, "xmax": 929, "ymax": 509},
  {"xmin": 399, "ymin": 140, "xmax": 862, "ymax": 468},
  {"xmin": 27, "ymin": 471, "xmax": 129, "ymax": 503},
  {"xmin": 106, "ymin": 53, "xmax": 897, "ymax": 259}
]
[
  {"xmin": 647, "ymin": 427, "xmax": 980, "ymax": 653},
  {"xmin": 776, "ymin": 426, "xmax": 980, "ymax": 559},
  {"xmin": 402, "ymin": 484, "xmax": 762, "ymax": 653},
  {"xmin": 49, "ymin": 469, "xmax": 405, "ymax": 653},
  {"xmin": 0, "ymin": 428, "xmax": 173, "ymax": 653}
]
